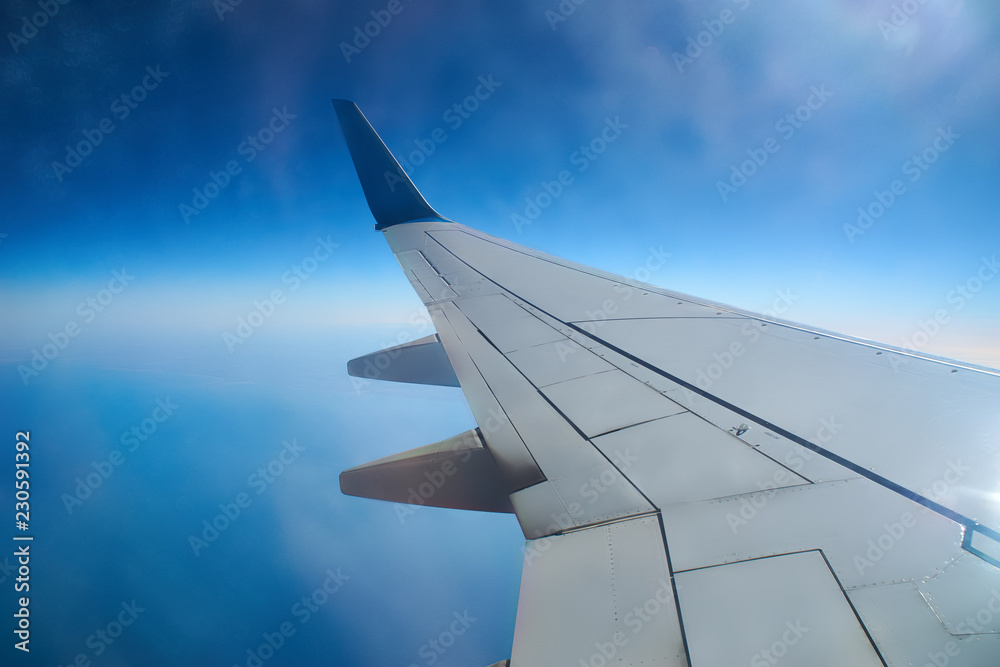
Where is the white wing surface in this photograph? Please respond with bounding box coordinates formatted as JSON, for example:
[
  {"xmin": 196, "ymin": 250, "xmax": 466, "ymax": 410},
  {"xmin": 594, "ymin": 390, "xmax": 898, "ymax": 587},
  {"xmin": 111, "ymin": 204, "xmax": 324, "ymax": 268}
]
[{"xmin": 333, "ymin": 100, "xmax": 1000, "ymax": 666}]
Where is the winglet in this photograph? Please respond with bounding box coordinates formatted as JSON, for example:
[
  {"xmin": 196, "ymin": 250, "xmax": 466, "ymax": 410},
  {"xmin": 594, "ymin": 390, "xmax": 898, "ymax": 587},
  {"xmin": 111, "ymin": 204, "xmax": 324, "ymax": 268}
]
[{"xmin": 332, "ymin": 99, "xmax": 450, "ymax": 230}]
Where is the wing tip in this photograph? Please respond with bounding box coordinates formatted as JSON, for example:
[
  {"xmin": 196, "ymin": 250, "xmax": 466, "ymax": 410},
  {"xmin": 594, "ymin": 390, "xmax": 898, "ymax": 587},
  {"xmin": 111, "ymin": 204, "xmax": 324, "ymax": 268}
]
[{"xmin": 332, "ymin": 99, "xmax": 451, "ymax": 230}]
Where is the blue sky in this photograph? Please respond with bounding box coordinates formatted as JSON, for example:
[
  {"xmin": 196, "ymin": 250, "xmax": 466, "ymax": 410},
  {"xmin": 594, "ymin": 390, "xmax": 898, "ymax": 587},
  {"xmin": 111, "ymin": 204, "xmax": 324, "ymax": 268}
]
[
  {"xmin": 1, "ymin": 1, "xmax": 999, "ymax": 665},
  {"xmin": 3, "ymin": 0, "xmax": 998, "ymax": 363}
]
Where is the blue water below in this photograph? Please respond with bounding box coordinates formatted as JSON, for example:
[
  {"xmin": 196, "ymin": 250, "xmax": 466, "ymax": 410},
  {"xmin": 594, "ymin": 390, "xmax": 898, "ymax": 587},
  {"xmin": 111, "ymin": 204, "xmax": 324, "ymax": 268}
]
[{"xmin": 0, "ymin": 330, "xmax": 522, "ymax": 666}]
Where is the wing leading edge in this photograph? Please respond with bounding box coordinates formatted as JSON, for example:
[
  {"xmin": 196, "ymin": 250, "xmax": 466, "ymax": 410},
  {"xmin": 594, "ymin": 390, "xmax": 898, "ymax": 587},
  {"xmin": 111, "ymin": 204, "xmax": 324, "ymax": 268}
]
[
  {"xmin": 333, "ymin": 101, "xmax": 1000, "ymax": 666},
  {"xmin": 332, "ymin": 99, "xmax": 449, "ymax": 229}
]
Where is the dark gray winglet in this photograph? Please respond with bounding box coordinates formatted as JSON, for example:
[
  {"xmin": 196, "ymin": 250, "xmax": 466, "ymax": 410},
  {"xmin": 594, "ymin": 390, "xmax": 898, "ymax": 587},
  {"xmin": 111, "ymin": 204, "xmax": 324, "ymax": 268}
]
[{"xmin": 332, "ymin": 99, "xmax": 450, "ymax": 230}]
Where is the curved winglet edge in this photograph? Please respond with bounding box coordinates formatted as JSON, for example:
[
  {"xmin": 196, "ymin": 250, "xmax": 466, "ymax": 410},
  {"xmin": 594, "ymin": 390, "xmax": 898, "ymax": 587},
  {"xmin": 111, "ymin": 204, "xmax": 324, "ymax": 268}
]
[{"xmin": 332, "ymin": 99, "xmax": 451, "ymax": 230}]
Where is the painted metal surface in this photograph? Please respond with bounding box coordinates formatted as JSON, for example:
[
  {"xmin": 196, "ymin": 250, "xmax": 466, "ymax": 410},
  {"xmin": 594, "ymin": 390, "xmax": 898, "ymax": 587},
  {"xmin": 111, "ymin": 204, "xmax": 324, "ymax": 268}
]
[
  {"xmin": 539, "ymin": 369, "xmax": 687, "ymax": 438},
  {"xmin": 676, "ymin": 551, "xmax": 883, "ymax": 666},
  {"xmin": 434, "ymin": 299, "xmax": 653, "ymax": 535},
  {"xmin": 504, "ymin": 338, "xmax": 616, "ymax": 388},
  {"xmin": 592, "ymin": 411, "xmax": 810, "ymax": 508},
  {"xmin": 476, "ymin": 313, "xmax": 566, "ymax": 355},
  {"xmin": 511, "ymin": 515, "xmax": 686, "ymax": 666},
  {"xmin": 662, "ymin": 478, "xmax": 965, "ymax": 589},
  {"xmin": 396, "ymin": 249, "xmax": 458, "ymax": 302},
  {"xmin": 339, "ymin": 428, "xmax": 513, "ymax": 513},
  {"xmin": 383, "ymin": 220, "xmax": 1000, "ymax": 665},
  {"xmin": 593, "ymin": 316, "xmax": 1000, "ymax": 532},
  {"xmin": 414, "ymin": 223, "xmax": 1000, "ymax": 546},
  {"xmin": 331, "ymin": 100, "xmax": 449, "ymax": 229},
  {"xmin": 346, "ymin": 333, "xmax": 460, "ymax": 387},
  {"xmin": 333, "ymin": 105, "xmax": 1000, "ymax": 666},
  {"xmin": 427, "ymin": 302, "xmax": 544, "ymax": 492},
  {"xmin": 850, "ymin": 583, "xmax": 1000, "ymax": 665},
  {"xmin": 916, "ymin": 553, "xmax": 1000, "ymax": 634},
  {"xmin": 452, "ymin": 293, "xmax": 531, "ymax": 327}
]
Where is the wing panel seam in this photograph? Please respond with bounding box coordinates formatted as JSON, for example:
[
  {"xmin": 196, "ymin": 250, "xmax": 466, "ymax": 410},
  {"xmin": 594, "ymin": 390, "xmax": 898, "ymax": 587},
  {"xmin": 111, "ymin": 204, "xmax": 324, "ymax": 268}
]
[
  {"xmin": 471, "ymin": 320, "xmax": 662, "ymax": 513},
  {"xmin": 431, "ymin": 228, "xmax": 1000, "ymax": 377},
  {"xmin": 436, "ymin": 305, "xmax": 547, "ymax": 491},
  {"xmin": 422, "ymin": 228, "xmax": 1000, "ymax": 543}
]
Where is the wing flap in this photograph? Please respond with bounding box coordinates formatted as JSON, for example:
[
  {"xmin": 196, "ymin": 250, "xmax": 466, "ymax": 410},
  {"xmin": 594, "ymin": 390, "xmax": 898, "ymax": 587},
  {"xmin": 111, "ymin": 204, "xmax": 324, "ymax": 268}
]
[
  {"xmin": 676, "ymin": 550, "xmax": 883, "ymax": 666},
  {"xmin": 512, "ymin": 515, "xmax": 687, "ymax": 666},
  {"xmin": 850, "ymin": 582, "xmax": 1000, "ymax": 664}
]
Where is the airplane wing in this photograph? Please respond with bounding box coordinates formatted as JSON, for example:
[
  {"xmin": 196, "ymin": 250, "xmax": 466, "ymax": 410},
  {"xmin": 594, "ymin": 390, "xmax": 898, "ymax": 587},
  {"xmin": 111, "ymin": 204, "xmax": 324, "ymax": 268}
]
[{"xmin": 332, "ymin": 100, "xmax": 1000, "ymax": 666}]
